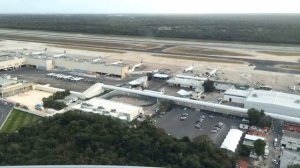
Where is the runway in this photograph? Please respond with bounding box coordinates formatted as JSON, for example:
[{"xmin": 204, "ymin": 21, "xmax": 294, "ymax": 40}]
[{"xmin": 0, "ymin": 28, "xmax": 299, "ymax": 74}]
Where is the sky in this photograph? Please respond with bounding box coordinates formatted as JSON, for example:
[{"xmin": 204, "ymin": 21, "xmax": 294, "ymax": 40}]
[{"xmin": 0, "ymin": 0, "xmax": 300, "ymax": 14}]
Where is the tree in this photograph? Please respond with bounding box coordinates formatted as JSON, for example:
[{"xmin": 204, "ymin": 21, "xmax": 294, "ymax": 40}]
[
  {"xmin": 159, "ymin": 100, "xmax": 172, "ymax": 112},
  {"xmin": 247, "ymin": 108, "xmax": 272, "ymax": 127},
  {"xmin": 0, "ymin": 111, "xmax": 234, "ymax": 168},
  {"xmin": 247, "ymin": 108, "xmax": 261, "ymax": 125},
  {"xmin": 238, "ymin": 145, "xmax": 251, "ymax": 157},
  {"xmin": 203, "ymin": 80, "xmax": 215, "ymax": 92},
  {"xmin": 253, "ymin": 139, "xmax": 266, "ymax": 156}
]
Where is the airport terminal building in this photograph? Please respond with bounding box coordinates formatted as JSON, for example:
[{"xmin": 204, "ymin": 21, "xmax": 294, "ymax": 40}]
[{"xmin": 0, "ymin": 51, "xmax": 130, "ymax": 79}]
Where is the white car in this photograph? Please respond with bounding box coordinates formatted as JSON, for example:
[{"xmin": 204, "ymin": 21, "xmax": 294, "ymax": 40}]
[
  {"xmin": 200, "ymin": 115, "xmax": 205, "ymax": 119},
  {"xmin": 195, "ymin": 124, "xmax": 201, "ymax": 129},
  {"xmin": 180, "ymin": 116, "xmax": 187, "ymax": 121},
  {"xmin": 211, "ymin": 129, "xmax": 218, "ymax": 133}
]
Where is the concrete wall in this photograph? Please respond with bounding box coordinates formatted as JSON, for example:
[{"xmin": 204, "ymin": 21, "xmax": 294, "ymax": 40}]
[
  {"xmin": 0, "ymin": 58, "xmax": 25, "ymax": 70},
  {"xmin": 33, "ymin": 84, "xmax": 65, "ymax": 93}
]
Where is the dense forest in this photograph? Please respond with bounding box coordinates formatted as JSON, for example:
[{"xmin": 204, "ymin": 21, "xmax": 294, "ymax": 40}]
[
  {"xmin": 0, "ymin": 14, "xmax": 300, "ymax": 44},
  {"xmin": 0, "ymin": 111, "xmax": 234, "ymax": 168}
]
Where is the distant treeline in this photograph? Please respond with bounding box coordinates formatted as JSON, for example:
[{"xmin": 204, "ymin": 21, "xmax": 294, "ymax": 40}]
[{"xmin": 1, "ymin": 14, "xmax": 300, "ymax": 44}]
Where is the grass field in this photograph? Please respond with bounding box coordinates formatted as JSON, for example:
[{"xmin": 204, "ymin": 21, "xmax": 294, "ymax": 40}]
[
  {"xmin": 152, "ymin": 54, "xmax": 244, "ymax": 64},
  {"xmin": 280, "ymin": 65, "xmax": 300, "ymax": 71},
  {"xmin": 0, "ymin": 109, "xmax": 41, "ymax": 133},
  {"xmin": 259, "ymin": 51, "xmax": 300, "ymax": 56},
  {"xmin": 164, "ymin": 46, "xmax": 251, "ymax": 56}
]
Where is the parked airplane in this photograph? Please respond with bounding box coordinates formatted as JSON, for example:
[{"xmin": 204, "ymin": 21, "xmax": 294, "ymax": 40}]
[
  {"xmin": 92, "ymin": 58, "xmax": 102, "ymax": 63},
  {"xmin": 111, "ymin": 59, "xmax": 123, "ymax": 65},
  {"xmin": 53, "ymin": 50, "xmax": 67, "ymax": 58},
  {"xmin": 183, "ymin": 62, "xmax": 194, "ymax": 73},
  {"xmin": 129, "ymin": 59, "xmax": 144, "ymax": 72},
  {"xmin": 205, "ymin": 68, "xmax": 218, "ymax": 77},
  {"xmin": 30, "ymin": 48, "xmax": 47, "ymax": 55}
]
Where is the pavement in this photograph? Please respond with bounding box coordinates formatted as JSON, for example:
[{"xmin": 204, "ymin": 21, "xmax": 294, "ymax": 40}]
[
  {"xmin": 1, "ymin": 67, "xmax": 135, "ymax": 92},
  {"xmin": 0, "ymin": 100, "xmax": 14, "ymax": 128}
]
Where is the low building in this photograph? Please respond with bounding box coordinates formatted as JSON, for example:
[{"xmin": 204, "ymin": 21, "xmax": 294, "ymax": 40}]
[
  {"xmin": 72, "ymin": 97, "xmax": 144, "ymax": 121},
  {"xmin": 245, "ymin": 90, "xmax": 300, "ymax": 119},
  {"xmin": 243, "ymin": 134, "xmax": 265, "ymax": 147},
  {"xmin": 0, "ymin": 76, "xmax": 33, "ymax": 97},
  {"xmin": 221, "ymin": 129, "xmax": 244, "ymax": 152},
  {"xmin": 224, "ymin": 89, "xmax": 250, "ymax": 104},
  {"xmin": 167, "ymin": 75, "xmax": 206, "ymax": 89},
  {"xmin": 281, "ymin": 130, "xmax": 300, "ymax": 151}
]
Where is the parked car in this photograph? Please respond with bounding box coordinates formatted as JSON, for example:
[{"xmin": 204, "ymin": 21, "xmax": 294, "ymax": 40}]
[
  {"xmin": 211, "ymin": 129, "xmax": 218, "ymax": 133},
  {"xmin": 195, "ymin": 124, "xmax": 201, "ymax": 129},
  {"xmin": 180, "ymin": 116, "xmax": 187, "ymax": 121}
]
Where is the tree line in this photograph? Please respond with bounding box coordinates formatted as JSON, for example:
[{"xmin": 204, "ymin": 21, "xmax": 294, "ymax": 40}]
[
  {"xmin": 0, "ymin": 14, "xmax": 300, "ymax": 44},
  {"xmin": 0, "ymin": 111, "xmax": 234, "ymax": 168}
]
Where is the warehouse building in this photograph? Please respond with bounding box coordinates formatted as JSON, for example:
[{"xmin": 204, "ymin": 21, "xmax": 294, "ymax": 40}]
[
  {"xmin": 245, "ymin": 90, "xmax": 300, "ymax": 119},
  {"xmin": 72, "ymin": 97, "xmax": 144, "ymax": 121},
  {"xmin": 220, "ymin": 129, "xmax": 244, "ymax": 152}
]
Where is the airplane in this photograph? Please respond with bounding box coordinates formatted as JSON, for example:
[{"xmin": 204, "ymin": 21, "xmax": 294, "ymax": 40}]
[
  {"xmin": 30, "ymin": 48, "xmax": 47, "ymax": 55},
  {"xmin": 128, "ymin": 59, "xmax": 144, "ymax": 72},
  {"xmin": 208, "ymin": 69, "xmax": 218, "ymax": 76},
  {"xmin": 53, "ymin": 50, "xmax": 67, "ymax": 58},
  {"xmin": 183, "ymin": 62, "xmax": 194, "ymax": 73},
  {"xmin": 134, "ymin": 59, "xmax": 144, "ymax": 68},
  {"xmin": 111, "ymin": 59, "xmax": 123, "ymax": 65},
  {"xmin": 92, "ymin": 58, "xmax": 102, "ymax": 63}
]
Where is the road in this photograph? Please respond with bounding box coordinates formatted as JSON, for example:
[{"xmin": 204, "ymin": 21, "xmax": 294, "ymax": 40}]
[{"xmin": 0, "ymin": 29, "xmax": 300, "ymax": 74}]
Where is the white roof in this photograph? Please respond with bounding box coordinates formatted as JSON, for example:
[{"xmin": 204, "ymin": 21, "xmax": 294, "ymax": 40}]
[
  {"xmin": 224, "ymin": 89, "xmax": 250, "ymax": 98},
  {"xmin": 175, "ymin": 74, "xmax": 207, "ymax": 81},
  {"xmin": 167, "ymin": 77, "xmax": 204, "ymax": 87},
  {"xmin": 128, "ymin": 76, "xmax": 147, "ymax": 86},
  {"xmin": 220, "ymin": 129, "xmax": 243, "ymax": 152},
  {"xmin": 246, "ymin": 90, "xmax": 300, "ymax": 110},
  {"xmin": 177, "ymin": 89, "xmax": 192, "ymax": 96},
  {"xmin": 128, "ymin": 80, "xmax": 143, "ymax": 86},
  {"xmin": 73, "ymin": 97, "xmax": 143, "ymax": 121},
  {"xmin": 153, "ymin": 73, "xmax": 169, "ymax": 78},
  {"xmin": 245, "ymin": 134, "xmax": 265, "ymax": 141}
]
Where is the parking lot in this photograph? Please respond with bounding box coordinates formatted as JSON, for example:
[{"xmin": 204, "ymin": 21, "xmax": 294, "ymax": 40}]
[{"xmin": 154, "ymin": 106, "xmax": 242, "ymax": 146}]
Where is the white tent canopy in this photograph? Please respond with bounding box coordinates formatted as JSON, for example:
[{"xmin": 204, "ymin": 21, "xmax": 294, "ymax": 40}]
[
  {"xmin": 220, "ymin": 129, "xmax": 243, "ymax": 152},
  {"xmin": 177, "ymin": 89, "xmax": 192, "ymax": 96}
]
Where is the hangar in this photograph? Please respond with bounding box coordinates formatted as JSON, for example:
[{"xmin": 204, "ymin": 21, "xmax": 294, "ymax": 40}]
[{"xmin": 245, "ymin": 90, "xmax": 300, "ymax": 119}]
